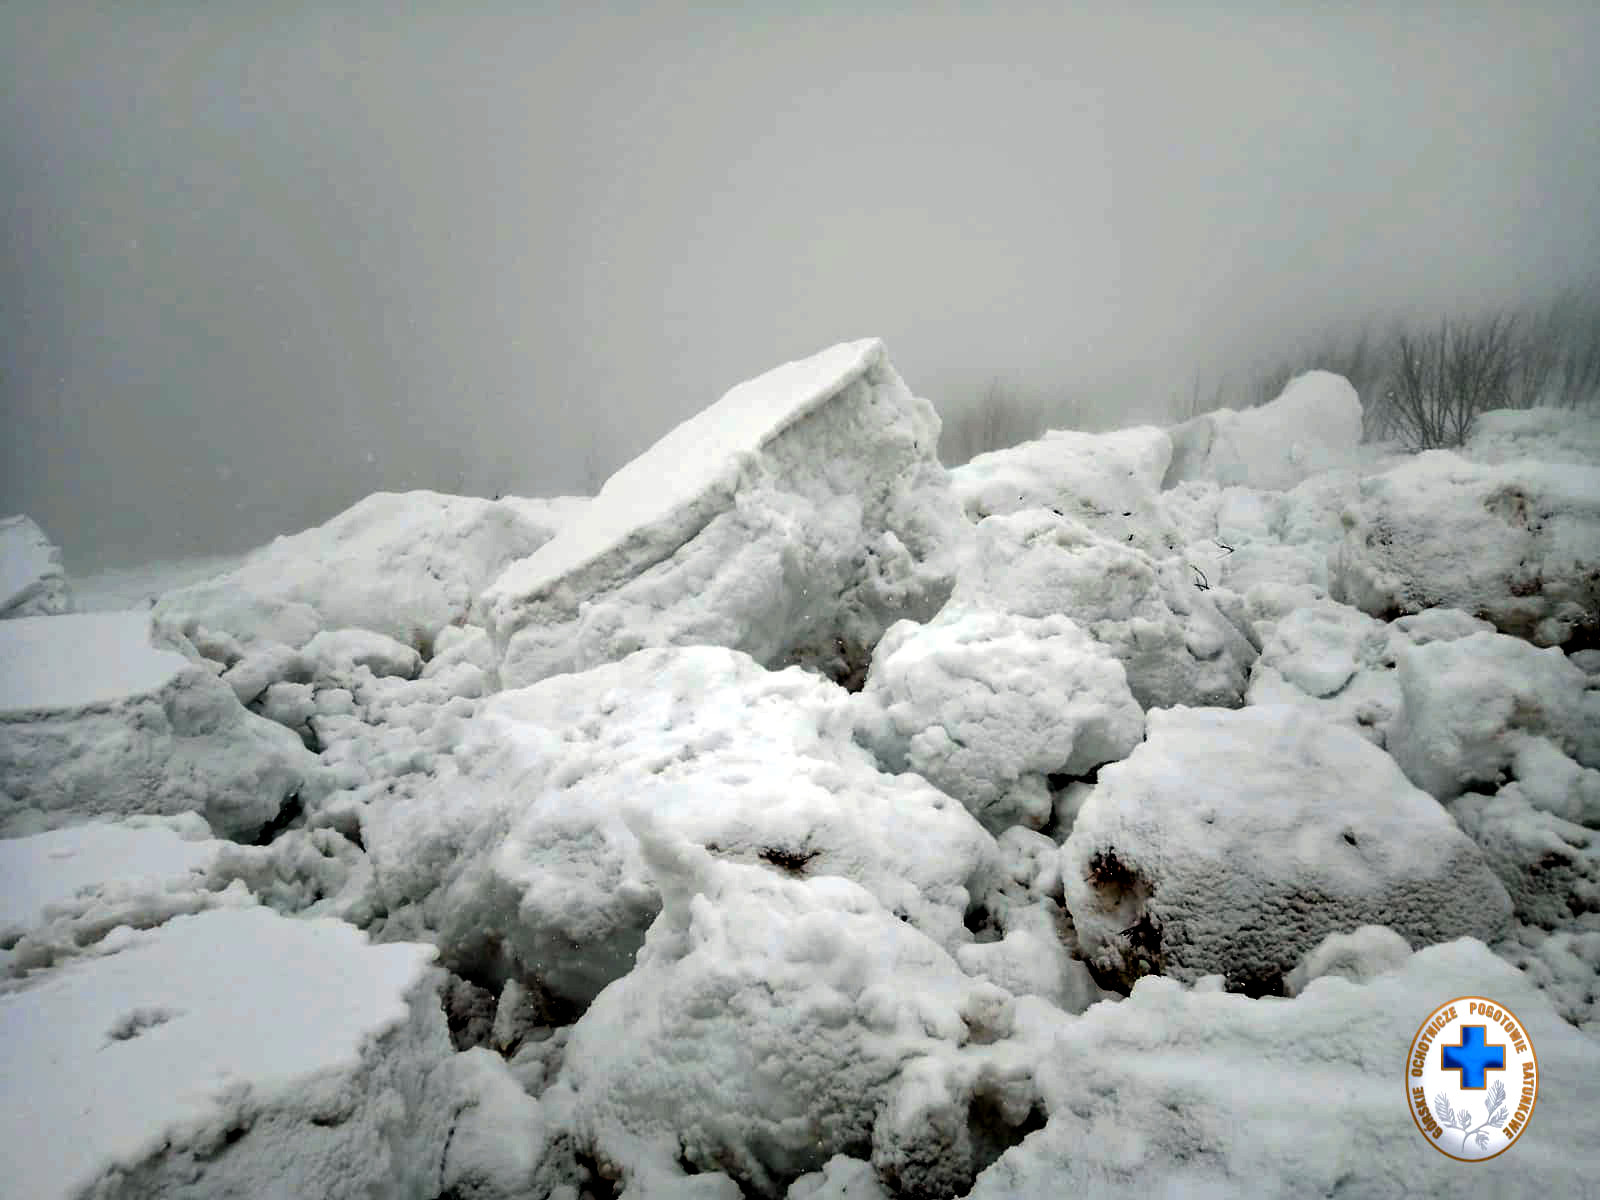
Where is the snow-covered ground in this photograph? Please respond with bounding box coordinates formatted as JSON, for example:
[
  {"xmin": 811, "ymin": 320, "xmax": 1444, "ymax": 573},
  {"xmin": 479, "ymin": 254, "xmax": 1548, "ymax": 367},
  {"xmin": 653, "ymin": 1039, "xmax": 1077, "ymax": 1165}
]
[{"xmin": 3, "ymin": 344, "xmax": 1599, "ymax": 1198}]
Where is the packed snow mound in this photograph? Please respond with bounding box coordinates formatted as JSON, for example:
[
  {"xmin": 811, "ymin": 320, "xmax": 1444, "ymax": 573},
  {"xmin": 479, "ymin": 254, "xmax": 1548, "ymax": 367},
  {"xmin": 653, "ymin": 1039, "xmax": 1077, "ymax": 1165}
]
[
  {"xmin": 366, "ymin": 646, "xmax": 995, "ymax": 1010},
  {"xmin": 954, "ymin": 510, "xmax": 1257, "ymax": 708},
  {"xmin": 152, "ymin": 489, "xmax": 581, "ymax": 658},
  {"xmin": 547, "ymin": 818, "xmax": 1017, "ymax": 1199},
  {"xmin": 0, "ymin": 815, "xmax": 238, "ymax": 975},
  {"xmin": 855, "ymin": 606, "xmax": 1144, "ymax": 832},
  {"xmin": 1245, "ymin": 599, "xmax": 1496, "ymax": 747},
  {"xmin": 483, "ymin": 340, "xmax": 965, "ymax": 690},
  {"xmin": 1463, "ymin": 406, "xmax": 1600, "ymax": 467},
  {"xmin": 1333, "ymin": 451, "xmax": 1600, "ymax": 647},
  {"xmin": 1386, "ymin": 630, "xmax": 1600, "ymax": 801},
  {"xmin": 948, "ymin": 425, "xmax": 1182, "ymax": 555},
  {"xmin": 1061, "ymin": 705, "xmax": 1512, "ymax": 994},
  {"xmin": 1161, "ymin": 370, "xmax": 1363, "ymax": 491},
  {"xmin": 0, "ymin": 514, "xmax": 71, "ymax": 618},
  {"xmin": 0, "ymin": 613, "xmax": 320, "ymax": 838},
  {"xmin": 968, "ymin": 939, "xmax": 1600, "ymax": 1198},
  {"xmin": 0, "ymin": 907, "xmax": 450, "ymax": 1200}
]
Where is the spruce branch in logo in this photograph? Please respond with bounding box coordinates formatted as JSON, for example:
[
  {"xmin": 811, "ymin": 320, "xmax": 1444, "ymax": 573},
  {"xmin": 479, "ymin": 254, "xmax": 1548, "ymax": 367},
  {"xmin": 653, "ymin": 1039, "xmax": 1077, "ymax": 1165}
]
[{"xmin": 1432, "ymin": 1080, "xmax": 1510, "ymax": 1153}]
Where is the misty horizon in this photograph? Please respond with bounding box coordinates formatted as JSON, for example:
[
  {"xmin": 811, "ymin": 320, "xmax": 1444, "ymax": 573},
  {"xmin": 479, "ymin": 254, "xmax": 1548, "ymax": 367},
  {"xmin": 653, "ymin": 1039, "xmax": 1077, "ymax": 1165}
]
[{"xmin": 5, "ymin": 2, "xmax": 1599, "ymax": 570}]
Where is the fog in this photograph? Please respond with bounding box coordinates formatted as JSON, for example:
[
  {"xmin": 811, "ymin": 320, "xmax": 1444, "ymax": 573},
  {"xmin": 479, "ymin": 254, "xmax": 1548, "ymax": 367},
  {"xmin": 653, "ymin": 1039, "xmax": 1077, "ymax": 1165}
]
[{"xmin": 5, "ymin": 2, "xmax": 1598, "ymax": 569}]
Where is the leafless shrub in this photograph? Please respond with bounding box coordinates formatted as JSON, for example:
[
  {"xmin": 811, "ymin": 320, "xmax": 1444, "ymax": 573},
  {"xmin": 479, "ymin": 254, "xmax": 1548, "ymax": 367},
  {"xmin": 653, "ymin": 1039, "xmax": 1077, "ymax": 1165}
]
[{"xmin": 1382, "ymin": 314, "xmax": 1519, "ymax": 450}]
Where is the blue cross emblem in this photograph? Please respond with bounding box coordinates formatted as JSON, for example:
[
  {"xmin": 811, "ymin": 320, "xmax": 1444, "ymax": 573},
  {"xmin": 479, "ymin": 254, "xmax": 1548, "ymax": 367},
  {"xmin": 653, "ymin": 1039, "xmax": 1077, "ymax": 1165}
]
[{"xmin": 1441, "ymin": 1025, "xmax": 1505, "ymax": 1089}]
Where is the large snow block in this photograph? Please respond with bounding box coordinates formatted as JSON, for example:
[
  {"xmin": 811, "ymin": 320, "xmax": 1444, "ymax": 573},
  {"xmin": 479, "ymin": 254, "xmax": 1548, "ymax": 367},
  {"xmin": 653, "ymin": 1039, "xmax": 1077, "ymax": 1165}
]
[
  {"xmin": 968, "ymin": 939, "xmax": 1600, "ymax": 1198},
  {"xmin": 482, "ymin": 340, "xmax": 965, "ymax": 690},
  {"xmin": 0, "ymin": 514, "xmax": 71, "ymax": 618},
  {"xmin": 1332, "ymin": 451, "xmax": 1600, "ymax": 648},
  {"xmin": 1161, "ymin": 370, "xmax": 1364, "ymax": 491},
  {"xmin": 948, "ymin": 426, "xmax": 1182, "ymax": 556},
  {"xmin": 1060, "ymin": 705, "xmax": 1512, "ymax": 995},
  {"xmin": 547, "ymin": 819, "xmax": 1014, "ymax": 1199},
  {"xmin": 855, "ymin": 606, "xmax": 1144, "ymax": 832},
  {"xmin": 153, "ymin": 490, "xmax": 583, "ymax": 659},
  {"xmin": 367, "ymin": 646, "xmax": 995, "ymax": 1011},
  {"xmin": 1463, "ymin": 406, "xmax": 1600, "ymax": 467},
  {"xmin": 1386, "ymin": 630, "xmax": 1599, "ymax": 801},
  {"xmin": 0, "ymin": 908, "xmax": 450, "ymax": 1200},
  {"xmin": 954, "ymin": 510, "xmax": 1257, "ymax": 709},
  {"xmin": 0, "ymin": 612, "xmax": 320, "ymax": 839}
]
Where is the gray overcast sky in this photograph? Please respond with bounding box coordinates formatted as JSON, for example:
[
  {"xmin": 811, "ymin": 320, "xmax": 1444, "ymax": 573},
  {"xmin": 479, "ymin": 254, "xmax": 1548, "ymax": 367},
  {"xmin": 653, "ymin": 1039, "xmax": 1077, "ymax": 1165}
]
[{"xmin": 4, "ymin": 2, "xmax": 1598, "ymax": 568}]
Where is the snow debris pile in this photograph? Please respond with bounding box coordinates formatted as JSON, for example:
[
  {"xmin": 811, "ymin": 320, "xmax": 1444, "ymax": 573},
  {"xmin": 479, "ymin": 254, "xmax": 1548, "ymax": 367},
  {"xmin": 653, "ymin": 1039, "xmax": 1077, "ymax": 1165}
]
[
  {"xmin": 949, "ymin": 425, "xmax": 1183, "ymax": 555},
  {"xmin": 0, "ymin": 514, "xmax": 72, "ymax": 618},
  {"xmin": 952, "ymin": 508, "xmax": 1257, "ymax": 709},
  {"xmin": 483, "ymin": 339, "xmax": 966, "ymax": 690},
  {"xmin": 1333, "ymin": 450, "xmax": 1600, "ymax": 648},
  {"xmin": 1162, "ymin": 369, "xmax": 1365, "ymax": 491},
  {"xmin": 367, "ymin": 645, "xmax": 995, "ymax": 1011},
  {"xmin": 0, "ymin": 612, "xmax": 321, "ymax": 838},
  {"xmin": 1061, "ymin": 705, "xmax": 1512, "ymax": 995},
  {"xmin": 7, "ymin": 339, "xmax": 1600, "ymax": 1200},
  {"xmin": 152, "ymin": 489, "xmax": 581, "ymax": 658}
]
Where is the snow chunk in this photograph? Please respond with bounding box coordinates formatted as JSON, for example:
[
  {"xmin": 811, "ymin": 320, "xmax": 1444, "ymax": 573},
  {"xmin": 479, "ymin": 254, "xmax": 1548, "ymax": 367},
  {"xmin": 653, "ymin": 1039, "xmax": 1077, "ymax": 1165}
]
[
  {"xmin": 0, "ymin": 907, "xmax": 449, "ymax": 1200},
  {"xmin": 153, "ymin": 490, "xmax": 579, "ymax": 657},
  {"xmin": 0, "ymin": 514, "xmax": 71, "ymax": 618},
  {"xmin": 1332, "ymin": 451, "xmax": 1600, "ymax": 647},
  {"xmin": 483, "ymin": 340, "xmax": 964, "ymax": 690},
  {"xmin": 1061, "ymin": 705, "xmax": 1511, "ymax": 994},
  {"xmin": 302, "ymin": 628, "xmax": 422, "ymax": 682},
  {"xmin": 1283, "ymin": 925, "xmax": 1414, "ymax": 996},
  {"xmin": 1161, "ymin": 371, "xmax": 1363, "ymax": 491},
  {"xmin": 955, "ymin": 510, "xmax": 1257, "ymax": 708},
  {"xmin": 367, "ymin": 646, "xmax": 994, "ymax": 1010},
  {"xmin": 855, "ymin": 606, "xmax": 1143, "ymax": 832},
  {"xmin": 1463, "ymin": 406, "xmax": 1600, "ymax": 467},
  {"xmin": 1387, "ymin": 631, "xmax": 1599, "ymax": 801},
  {"xmin": 948, "ymin": 426, "xmax": 1181, "ymax": 555},
  {"xmin": 549, "ymin": 817, "xmax": 1013, "ymax": 1198},
  {"xmin": 0, "ymin": 613, "xmax": 320, "ymax": 838},
  {"xmin": 968, "ymin": 939, "xmax": 1600, "ymax": 1197},
  {"xmin": 1453, "ymin": 788, "xmax": 1599, "ymax": 930}
]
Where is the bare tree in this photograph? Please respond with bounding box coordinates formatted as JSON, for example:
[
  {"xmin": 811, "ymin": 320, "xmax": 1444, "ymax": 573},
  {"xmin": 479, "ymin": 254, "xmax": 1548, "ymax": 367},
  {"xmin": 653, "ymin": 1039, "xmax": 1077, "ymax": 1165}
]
[
  {"xmin": 1384, "ymin": 314, "xmax": 1518, "ymax": 451},
  {"xmin": 939, "ymin": 376, "xmax": 1048, "ymax": 464}
]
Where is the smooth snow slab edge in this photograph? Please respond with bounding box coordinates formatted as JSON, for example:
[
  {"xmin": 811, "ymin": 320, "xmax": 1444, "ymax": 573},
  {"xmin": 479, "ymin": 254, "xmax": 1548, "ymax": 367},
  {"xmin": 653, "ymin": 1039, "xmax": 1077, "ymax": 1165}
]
[
  {"xmin": 486, "ymin": 338, "xmax": 883, "ymax": 603},
  {"xmin": 0, "ymin": 907, "xmax": 437, "ymax": 1200},
  {"xmin": 0, "ymin": 612, "xmax": 189, "ymax": 711}
]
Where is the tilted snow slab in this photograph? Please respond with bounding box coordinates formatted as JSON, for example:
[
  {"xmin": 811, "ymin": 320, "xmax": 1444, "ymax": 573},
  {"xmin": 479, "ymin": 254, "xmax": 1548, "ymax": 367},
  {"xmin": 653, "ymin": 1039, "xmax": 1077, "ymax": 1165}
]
[
  {"xmin": 366, "ymin": 646, "xmax": 995, "ymax": 1010},
  {"xmin": 953, "ymin": 510, "xmax": 1257, "ymax": 709},
  {"xmin": 152, "ymin": 489, "xmax": 583, "ymax": 658},
  {"xmin": 0, "ymin": 907, "xmax": 449, "ymax": 1200},
  {"xmin": 1333, "ymin": 450, "xmax": 1600, "ymax": 648},
  {"xmin": 482, "ymin": 339, "xmax": 964, "ymax": 690},
  {"xmin": 855, "ymin": 606, "xmax": 1144, "ymax": 832},
  {"xmin": 0, "ymin": 514, "xmax": 71, "ymax": 618},
  {"xmin": 0, "ymin": 816, "xmax": 235, "ymax": 974},
  {"xmin": 1061, "ymin": 705, "xmax": 1512, "ymax": 994},
  {"xmin": 967, "ymin": 938, "xmax": 1600, "ymax": 1198},
  {"xmin": 1161, "ymin": 370, "xmax": 1364, "ymax": 491},
  {"xmin": 948, "ymin": 426, "xmax": 1182, "ymax": 556},
  {"xmin": 0, "ymin": 613, "xmax": 319, "ymax": 838},
  {"xmin": 1387, "ymin": 630, "xmax": 1600, "ymax": 801}
]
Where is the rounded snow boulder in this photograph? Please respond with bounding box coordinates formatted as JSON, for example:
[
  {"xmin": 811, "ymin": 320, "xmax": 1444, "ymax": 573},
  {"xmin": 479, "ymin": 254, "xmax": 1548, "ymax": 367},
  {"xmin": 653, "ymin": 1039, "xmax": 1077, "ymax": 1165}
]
[
  {"xmin": 855, "ymin": 606, "xmax": 1144, "ymax": 833},
  {"xmin": 1060, "ymin": 704, "xmax": 1512, "ymax": 995},
  {"xmin": 1332, "ymin": 451, "xmax": 1600, "ymax": 648}
]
